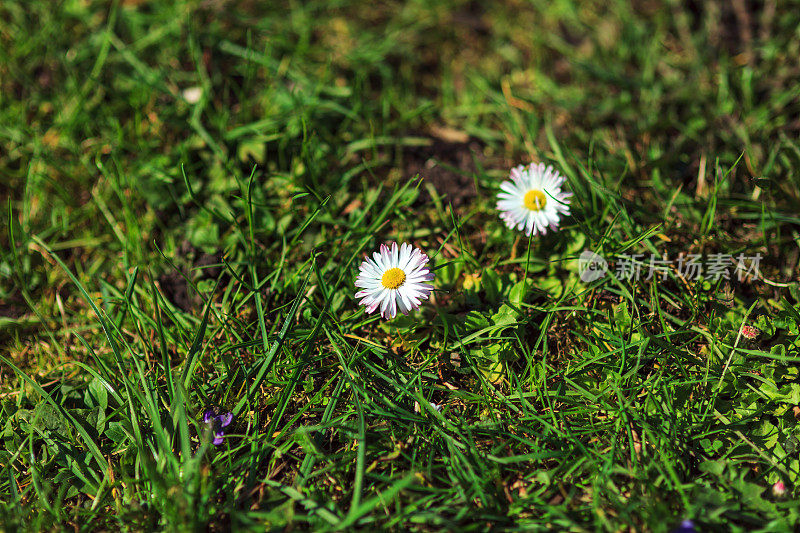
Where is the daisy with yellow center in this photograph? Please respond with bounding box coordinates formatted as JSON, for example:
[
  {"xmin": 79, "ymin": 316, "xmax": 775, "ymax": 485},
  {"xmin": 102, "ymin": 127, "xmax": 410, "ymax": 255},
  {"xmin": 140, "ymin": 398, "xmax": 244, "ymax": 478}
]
[
  {"xmin": 355, "ymin": 242, "xmax": 435, "ymax": 319},
  {"xmin": 497, "ymin": 162, "xmax": 572, "ymax": 236}
]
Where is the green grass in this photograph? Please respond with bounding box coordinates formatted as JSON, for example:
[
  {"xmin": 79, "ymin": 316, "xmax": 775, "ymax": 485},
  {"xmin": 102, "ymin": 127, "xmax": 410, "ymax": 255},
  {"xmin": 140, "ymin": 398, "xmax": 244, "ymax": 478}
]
[{"xmin": 2, "ymin": 0, "xmax": 800, "ymax": 530}]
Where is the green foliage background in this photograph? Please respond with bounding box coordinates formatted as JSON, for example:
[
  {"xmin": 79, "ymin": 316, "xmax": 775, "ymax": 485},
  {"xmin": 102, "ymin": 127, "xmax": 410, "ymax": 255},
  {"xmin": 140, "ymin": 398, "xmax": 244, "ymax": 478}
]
[{"xmin": 2, "ymin": 0, "xmax": 800, "ymax": 530}]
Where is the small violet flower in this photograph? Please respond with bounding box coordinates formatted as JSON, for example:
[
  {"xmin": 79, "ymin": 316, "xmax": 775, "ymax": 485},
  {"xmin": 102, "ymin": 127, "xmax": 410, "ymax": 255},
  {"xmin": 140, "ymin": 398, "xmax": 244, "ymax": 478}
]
[
  {"xmin": 672, "ymin": 520, "xmax": 696, "ymax": 533},
  {"xmin": 203, "ymin": 409, "xmax": 233, "ymax": 446}
]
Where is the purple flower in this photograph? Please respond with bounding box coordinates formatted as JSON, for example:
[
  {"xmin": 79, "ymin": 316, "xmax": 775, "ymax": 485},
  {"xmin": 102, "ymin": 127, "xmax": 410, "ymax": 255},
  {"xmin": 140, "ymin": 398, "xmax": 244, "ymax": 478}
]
[
  {"xmin": 203, "ymin": 409, "xmax": 233, "ymax": 445},
  {"xmin": 672, "ymin": 520, "xmax": 696, "ymax": 533}
]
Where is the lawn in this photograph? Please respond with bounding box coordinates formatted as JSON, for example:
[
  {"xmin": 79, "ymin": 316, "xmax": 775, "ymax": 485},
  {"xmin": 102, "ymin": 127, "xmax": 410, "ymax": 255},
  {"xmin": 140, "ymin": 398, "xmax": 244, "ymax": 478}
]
[{"xmin": 2, "ymin": 0, "xmax": 800, "ymax": 530}]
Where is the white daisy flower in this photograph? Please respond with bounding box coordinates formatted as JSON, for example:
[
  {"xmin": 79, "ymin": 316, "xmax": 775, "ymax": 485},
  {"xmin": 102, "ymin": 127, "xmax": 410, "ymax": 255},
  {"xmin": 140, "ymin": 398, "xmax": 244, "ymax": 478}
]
[
  {"xmin": 355, "ymin": 242, "xmax": 435, "ymax": 319},
  {"xmin": 496, "ymin": 162, "xmax": 572, "ymax": 236}
]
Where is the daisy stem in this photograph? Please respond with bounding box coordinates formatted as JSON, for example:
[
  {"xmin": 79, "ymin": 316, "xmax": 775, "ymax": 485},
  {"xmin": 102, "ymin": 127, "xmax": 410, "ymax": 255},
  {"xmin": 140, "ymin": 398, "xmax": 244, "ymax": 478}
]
[{"xmin": 522, "ymin": 231, "xmax": 534, "ymax": 288}]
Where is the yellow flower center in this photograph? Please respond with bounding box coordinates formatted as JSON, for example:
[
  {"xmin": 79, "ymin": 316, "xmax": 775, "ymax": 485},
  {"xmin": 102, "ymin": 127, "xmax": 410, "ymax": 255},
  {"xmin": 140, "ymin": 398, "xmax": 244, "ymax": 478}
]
[
  {"xmin": 523, "ymin": 189, "xmax": 547, "ymax": 211},
  {"xmin": 381, "ymin": 267, "xmax": 406, "ymax": 289}
]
